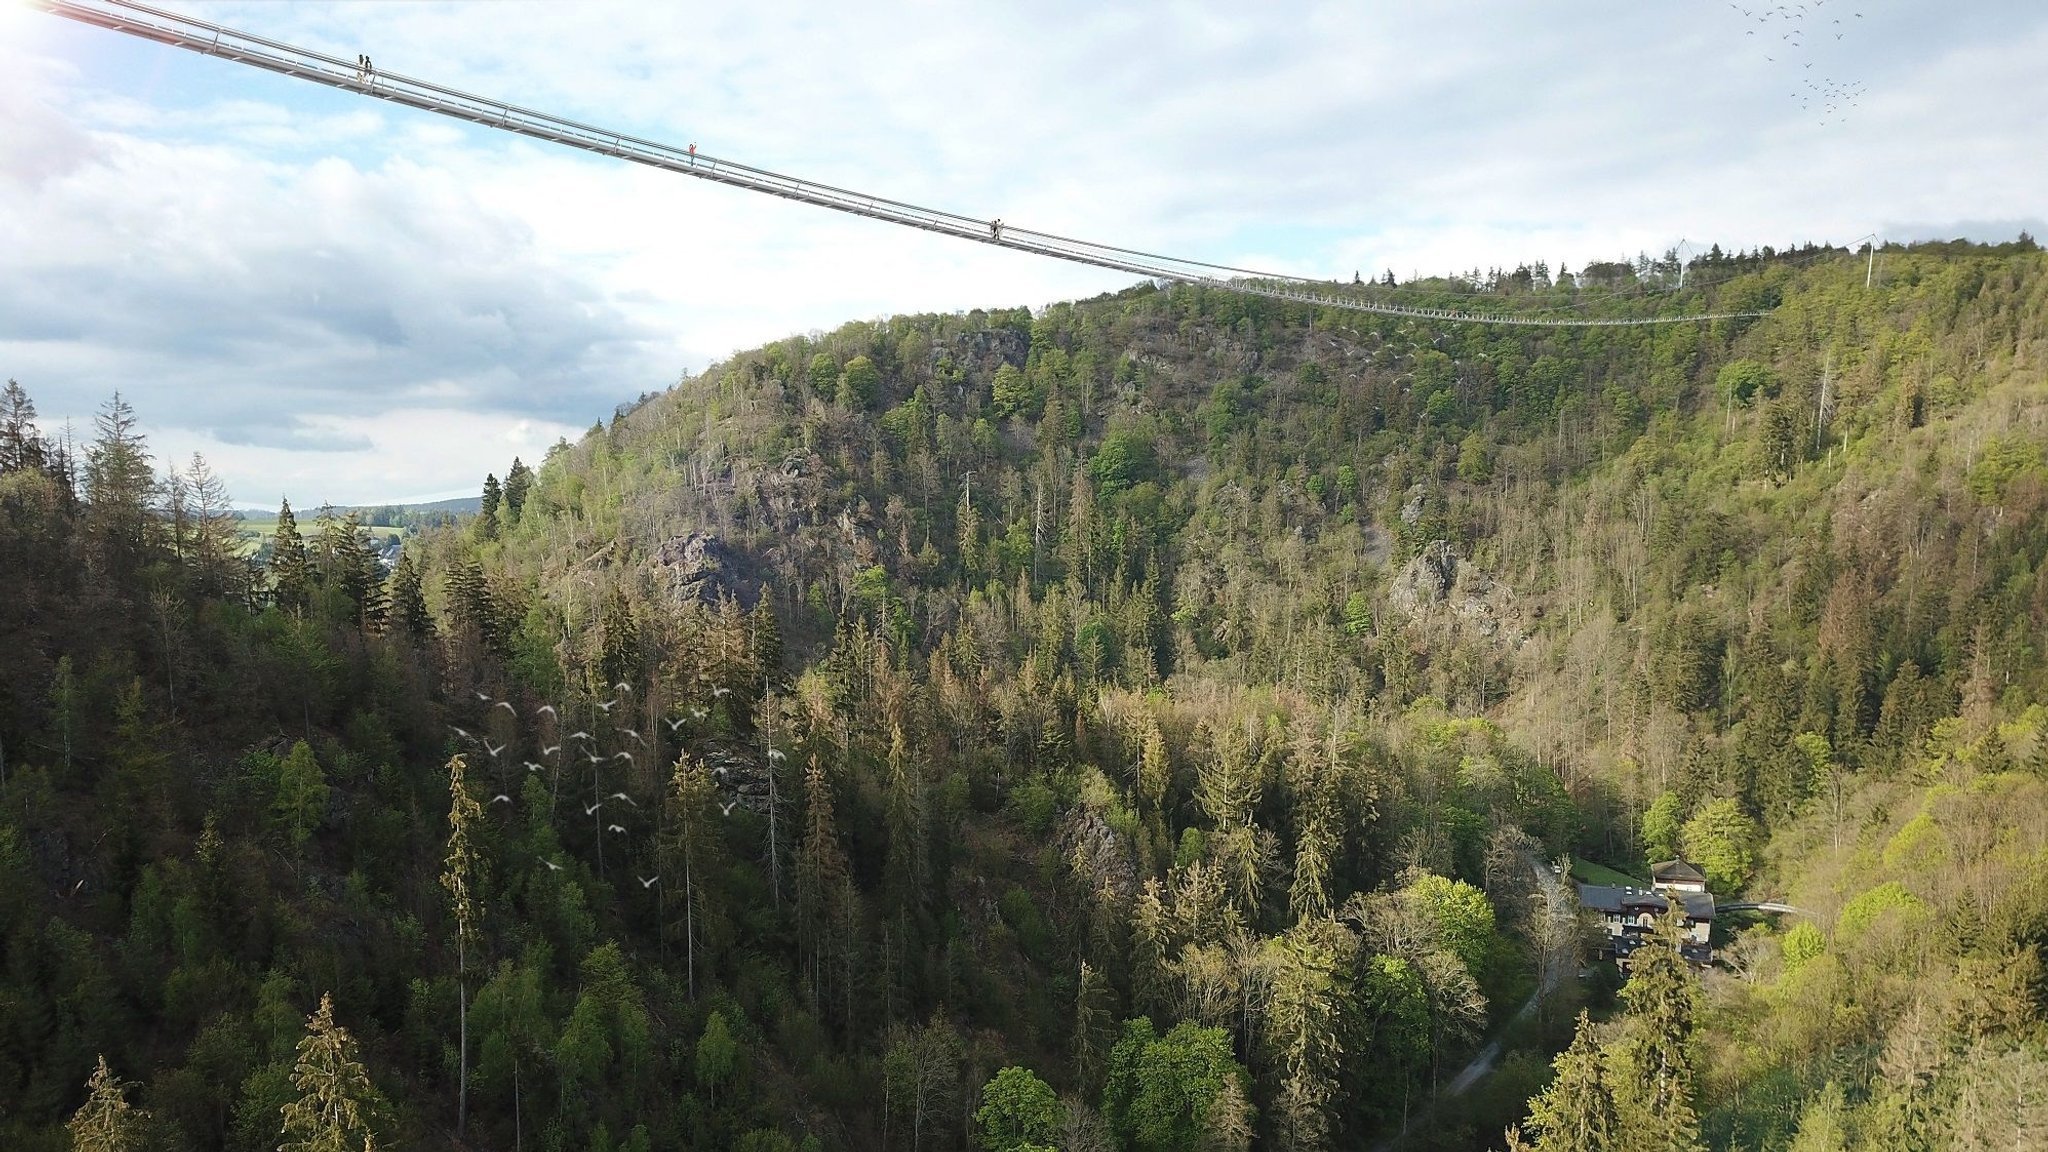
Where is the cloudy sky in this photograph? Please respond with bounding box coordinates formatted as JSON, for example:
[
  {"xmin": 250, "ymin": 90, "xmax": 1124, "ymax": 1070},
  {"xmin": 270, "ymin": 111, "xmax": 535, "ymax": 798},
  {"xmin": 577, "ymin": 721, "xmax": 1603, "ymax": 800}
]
[{"xmin": 3, "ymin": 1, "xmax": 2043, "ymax": 505}]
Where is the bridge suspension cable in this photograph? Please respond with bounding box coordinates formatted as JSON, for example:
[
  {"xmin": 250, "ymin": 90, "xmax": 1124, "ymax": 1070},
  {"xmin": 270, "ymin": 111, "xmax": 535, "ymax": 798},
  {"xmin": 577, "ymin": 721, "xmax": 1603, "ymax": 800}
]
[{"xmin": 34, "ymin": 0, "xmax": 1772, "ymax": 329}]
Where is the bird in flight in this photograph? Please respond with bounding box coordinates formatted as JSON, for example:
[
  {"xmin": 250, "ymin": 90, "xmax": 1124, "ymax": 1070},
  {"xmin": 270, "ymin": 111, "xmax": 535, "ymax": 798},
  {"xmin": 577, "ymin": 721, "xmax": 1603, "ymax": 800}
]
[
  {"xmin": 597, "ymin": 699, "xmax": 619, "ymax": 713},
  {"xmin": 542, "ymin": 744, "xmax": 562, "ymax": 756},
  {"xmin": 537, "ymin": 704, "xmax": 558, "ymax": 719},
  {"xmin": 718, "ymin": 799, "xmax": 739, "ymax": 816},
  {"xmin": 541, "ymin": 860, "xmax": 564, "ymax": 872},
  {"xmin": 523, "ymin": 761, "xmax": 544, "ymax": 773},
  {"xmin": 495, "ymin": 701, "xmax": 516, "ymax": 715},
  {"xmin": 637, "ymin": 874, "xmax": 660, "ymax": 888},
  {"xmin": 608, "ymin": 823, "xmax": 627, "ymax": 834},
  {"xmin": 482, "ymin": 740, "xmax": 506, "ymax": 759},
  {"xmin": 667, "ymin": 717, "xmax": 688, "ymax": 732},
  {"xmin": 567, "ymin": 731, "xmax": 592, "ymax": 742},
  {"xmin": 584, "ymin": 801, "xmax": 604, "ymax": 816},
  {"xmin": 621, "ymin": 728, "xmax": 643, "ymax": 744},
  {"xmin": 608, "ymin": 792, "xmax": 638, "ymax": 806},
  {"xmin": 492, "ymin": 794, "xmax": 512, "ymax": 805}
]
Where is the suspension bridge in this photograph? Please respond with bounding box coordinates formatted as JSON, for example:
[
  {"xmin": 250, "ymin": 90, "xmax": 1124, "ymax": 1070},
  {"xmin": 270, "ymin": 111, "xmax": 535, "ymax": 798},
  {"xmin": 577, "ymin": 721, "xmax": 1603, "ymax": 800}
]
[{"xmin": 34, "ymin": 0, "xmax": 1774, "ymax": 328}]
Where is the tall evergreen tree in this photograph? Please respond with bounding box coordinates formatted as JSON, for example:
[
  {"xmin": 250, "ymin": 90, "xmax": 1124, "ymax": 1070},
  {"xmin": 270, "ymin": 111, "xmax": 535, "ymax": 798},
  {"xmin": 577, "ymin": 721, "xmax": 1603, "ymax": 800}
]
[
  {"xmin": 385, "ymin": 552, "xmax": 434, "ymax": 640},
  {"xmin": 280, "ymin": 993, "xmax": 381, "ymax": 1152},
  {"xmin": 67, "ymin": 1055, "xmax": 147, "ymax": 1152},
  {"xmin": 502, "ymin": 457, "xmax": 533, "ymax": 524},
  {"xmin": 1, "ymin": 378, "xmax": 47, "ymax": 474},
  {"xmin": 441, "ymin": 755, "xmax": 483, "ymax": 1141},
  {"xmin": 82, "ymin": 392, "xmax": 157, "ymax": 586},
  {"xmin": 1514, "ymin": 1012, "xmax": 1616, "ymax": 1152},
  {"xmin": 1608, "ymin": 909, "xmax": 1703, "ymax": 1152},
  {"xmin": 478, "ymin": 474, "xmax": 501, "ymax": 541},
  {"xmin": 664, "ymin": 753, "xmax": 723, "ymax": 1000},
  {"xmin": 271, "ymin": 499, "xmax": 311, "ymax": 613}
]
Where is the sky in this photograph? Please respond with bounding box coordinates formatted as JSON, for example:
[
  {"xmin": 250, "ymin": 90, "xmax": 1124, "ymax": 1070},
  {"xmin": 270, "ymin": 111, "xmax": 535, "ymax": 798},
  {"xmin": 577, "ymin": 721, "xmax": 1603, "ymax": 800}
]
[{"xmin": 3, "ymin": 0, "xmax": 2044, "ymax": 506}]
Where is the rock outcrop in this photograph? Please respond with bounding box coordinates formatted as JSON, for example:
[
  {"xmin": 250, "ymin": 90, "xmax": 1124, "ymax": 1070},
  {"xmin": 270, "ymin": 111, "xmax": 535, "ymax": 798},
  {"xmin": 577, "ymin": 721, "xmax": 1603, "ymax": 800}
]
[{"xmin": 652, "ymin": 531, "xmax": 761, "ymax": 609}]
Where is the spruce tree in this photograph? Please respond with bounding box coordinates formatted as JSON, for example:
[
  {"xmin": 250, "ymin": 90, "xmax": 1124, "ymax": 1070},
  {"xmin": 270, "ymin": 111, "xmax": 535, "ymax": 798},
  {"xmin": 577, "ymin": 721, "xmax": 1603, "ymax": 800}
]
[
  {"xmin": 478, "ymin": 474, "xmax": 501, "ymax": 540},
  {"xmin": 441, "ymin": 755, "xmax": 482, "ymax": 1141},
  {"xmin": 280, "ymin": 993, "xmax": 381, "ymax": 1152},
  {"xmin": 386, "ymin": 552, "xmax": 434, "ymax": 640},
  {"xmin": 502, "ymin": 457, "xmax": 532, "ymax": 523},
  {"xmin": 271, "ymin": 500, "xmax": 311, "ymax": 613},
  {"xmin": 1608, "ymin": 908, "xmax": 1703, "ymax": 1152},
  {"xmin": 664, "ymin": 753, "xmax": 723, "ymax": 1000},
  {"xmin": 1516, "ymin": 1012, "xmax": 1616, "ymax": 1152},
  {"xmin": 68, "ymin": 1055, "xmax": 147, "ymax": 1152},
  {"xmin": 1, "ymin": 378, "xmax": 46, "ymax": 474},
  {"xmin": 82, "ymin": 392, "xmax": 157, "ymax": 586}
]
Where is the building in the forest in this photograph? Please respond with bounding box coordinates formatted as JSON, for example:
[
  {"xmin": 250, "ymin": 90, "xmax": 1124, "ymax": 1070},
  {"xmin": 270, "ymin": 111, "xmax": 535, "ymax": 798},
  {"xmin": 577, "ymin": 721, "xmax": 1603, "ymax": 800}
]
[{"xmin": 1577, "ymin": 859, "xmax": 1715, "ymax": 965}]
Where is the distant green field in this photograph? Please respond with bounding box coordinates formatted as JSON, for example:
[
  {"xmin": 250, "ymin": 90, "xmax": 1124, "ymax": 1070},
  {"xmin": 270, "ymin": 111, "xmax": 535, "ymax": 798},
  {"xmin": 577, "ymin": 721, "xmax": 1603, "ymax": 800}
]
[
  {"xmin": 1571, "ymin": 856, "xmax": 1647, "ymax": 888},
  {"xmin": 231, "ymin": 517, "xmax": 402, "ymax": 558}
]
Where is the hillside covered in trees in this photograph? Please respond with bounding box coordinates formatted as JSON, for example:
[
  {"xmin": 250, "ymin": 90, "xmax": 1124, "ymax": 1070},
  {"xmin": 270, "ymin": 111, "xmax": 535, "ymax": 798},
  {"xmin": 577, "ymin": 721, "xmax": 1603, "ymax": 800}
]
[{"xmin": 3, "ymin": 237, "xmax": 2046, "ymax": 1151}]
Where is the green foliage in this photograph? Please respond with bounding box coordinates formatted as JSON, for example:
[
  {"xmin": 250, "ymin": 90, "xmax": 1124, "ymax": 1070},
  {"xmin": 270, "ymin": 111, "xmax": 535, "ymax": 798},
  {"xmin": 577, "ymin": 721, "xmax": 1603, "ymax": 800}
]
[
  {"xmin": 695, "ymin": 1011, "xmax": 738, "ymax": 1106},
  {"xmin": 1779, "ymin": 922, "xmax": 1825, "ymax": 973},
  {"xmin": 1834, "ymin": 881, "xmax": 1929, "ymax": 941},
  {"xmin": 1679, "ymin": 798, "xmax": 1758, "ymax": 894},
  {"xmin": 991, "ymin": 363, "xmax": 1035, "ymax": 419},
  {"xmin": 1402, "ymin": 872, "xmax": 1496, "ymax": 979},
  {"xmin": 270, "ymin": 740, "xmax": 330, "ymax": 847},
  {"xmin": 1101, "ymin": 1018, "xmax": 1246, "ymax": 1152},
  {"xmin": 1640, "ymin": 792, "xmax": 1683, "ymax": 865},
  {"xmin": 976, "ymin": 1065, "xmax": 1061, "ymax": 1152},
  {"xmin": 837, "ymin": 355, "xmax": 882, "ymax": 410},
  {"xmin": 1716, "ymin": 359, "xmax": 1774, "ymax": 405}
]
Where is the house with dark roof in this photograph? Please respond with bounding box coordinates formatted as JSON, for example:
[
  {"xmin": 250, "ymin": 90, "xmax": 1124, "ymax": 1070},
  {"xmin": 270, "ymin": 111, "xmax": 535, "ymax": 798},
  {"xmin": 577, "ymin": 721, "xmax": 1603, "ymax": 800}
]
[
  {"xmin": 1651, "ymin": 859, "xmax": 1709, "ymax": 894},
  {"xmin": 1576, "ymin": 858, "xmax": 1716, "ymax": 965}
]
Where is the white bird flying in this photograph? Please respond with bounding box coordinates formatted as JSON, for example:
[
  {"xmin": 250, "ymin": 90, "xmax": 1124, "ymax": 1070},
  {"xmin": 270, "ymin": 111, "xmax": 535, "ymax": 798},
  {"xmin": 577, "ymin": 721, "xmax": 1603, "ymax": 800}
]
[
  {"xmin": 492, "ymin": 794, "xmax": 512, "ymax": 805},
  {"xmin": 608, "ymin": 792, "xmax": 638, "ymax": 807},
  {"xmin": 718, "ymin": 799, "xmax": 739, "ymax": 816},
  {"xmin": 542, "ymin": 860, "xmax": 564, "ymax": 872},
  {"xmin": 637, "ymin": 875, "xmax": 659, "ymax": 888}
]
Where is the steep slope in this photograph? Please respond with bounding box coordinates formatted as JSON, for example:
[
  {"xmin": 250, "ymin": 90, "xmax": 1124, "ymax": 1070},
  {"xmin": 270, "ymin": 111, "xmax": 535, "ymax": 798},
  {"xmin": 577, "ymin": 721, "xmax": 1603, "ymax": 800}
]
[{"xmin": 2, "ymin": 238, "xmax": 2045, "ymax": 1152}]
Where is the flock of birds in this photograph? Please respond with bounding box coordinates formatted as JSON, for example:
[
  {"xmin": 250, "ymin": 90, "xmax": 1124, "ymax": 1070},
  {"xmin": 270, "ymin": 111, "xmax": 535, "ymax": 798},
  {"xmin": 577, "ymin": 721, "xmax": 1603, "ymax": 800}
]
[
  {"xmin": 451, "ymin": 681, "xmax": 756, "ymax": 895},
  {"xmin": 1728, "ymin": 0, "xmax": 1868, "ymax": 126}
]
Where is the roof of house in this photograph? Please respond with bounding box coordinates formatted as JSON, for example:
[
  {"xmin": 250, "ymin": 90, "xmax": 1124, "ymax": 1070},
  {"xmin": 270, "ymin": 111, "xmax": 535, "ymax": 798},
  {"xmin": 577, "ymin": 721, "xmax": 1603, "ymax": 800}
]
[
  {"xmin": 1651, "ymin": 859, "xmax": 1708, "ymax": 885},
  {"xmin": 1576, "ymin": 883, "xmax": 1715, "ymax": 921}
]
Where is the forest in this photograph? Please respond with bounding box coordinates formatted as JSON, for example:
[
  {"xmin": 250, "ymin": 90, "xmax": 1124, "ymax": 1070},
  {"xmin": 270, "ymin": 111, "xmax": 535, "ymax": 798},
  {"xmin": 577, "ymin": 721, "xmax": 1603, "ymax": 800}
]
[{"xmin": 3, "ymin": 236, "xmax": 2046, "ymax": 1151}]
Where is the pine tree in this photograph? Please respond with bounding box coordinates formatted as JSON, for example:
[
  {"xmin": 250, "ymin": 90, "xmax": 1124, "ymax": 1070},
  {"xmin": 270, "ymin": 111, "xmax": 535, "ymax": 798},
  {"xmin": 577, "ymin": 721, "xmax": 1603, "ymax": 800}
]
[
  {"xmin": 664, "ymin": 754, "xmax": 723, "ymax": 1000},
  {"xmin": 795, "ymin": 756, "xmax": 849, "ymax": 1013},
  {"xmin": 1130, "ymin": 877, "xmax": 1172, "ymax": 1019},
  {"xmin": 386, "ymin": 552, "xmax": 434, "ymax": 640},
  {"xmin": 502, "ymin": 457, "xmax": 533, "ymax": 524},
  {"xmin": 478, "ymin": 474, "xmax": 501, "ymax": 540},
  {"xmin": 749, "ymin": 596, "xmax": 784, "ymax": 686},
  {"xmin": 280, "ymin": 993, "xmax": 381, "ymax": 1152},
  {"xmin": 271, "ymin": 499, "xmax": 311, "ymax": 613},
  {"xmin": 594, "ymin": 586, "xmax": 640, "ymax": 695},
  {"xmin": 183, "ymin": 453, "xmax": 239, "ymax": 599},
  {"xmin": 0, "ymin": 378, "xmax": 47, "ymax": 474},
  {"xmin": 68, "ymin": 1054, "xmax": 148, "ymax": 1152},
  {"xmin": 82, "ymin": 392, "xmax": 157, "ymax": 586},
  {"xmin": 1608, "ymin": 908, "xmax": 1703, "ymax": 1152},
  {"xmin": 1516, "ymin": 1012, "xmax": 1616, "ymax": 1152},
  {"xmin": 1073, "ymin": 959, "xmax": 1117, "ymax": 1096},
  {"xmin": 441, "ymin": 755, "xmax": 483, "ymax": 1141}
]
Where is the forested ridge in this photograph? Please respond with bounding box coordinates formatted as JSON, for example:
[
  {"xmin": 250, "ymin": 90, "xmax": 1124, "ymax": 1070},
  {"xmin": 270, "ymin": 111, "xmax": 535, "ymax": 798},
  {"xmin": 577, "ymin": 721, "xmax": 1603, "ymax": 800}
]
[{"xmin": 3, "ymin": 237, "xmax": 2046, "ymax": 1151}]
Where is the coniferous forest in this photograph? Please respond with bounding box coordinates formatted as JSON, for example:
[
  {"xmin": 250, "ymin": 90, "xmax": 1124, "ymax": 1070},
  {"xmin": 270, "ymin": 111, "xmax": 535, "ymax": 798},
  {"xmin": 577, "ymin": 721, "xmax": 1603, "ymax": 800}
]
[{"xmin": 4, "ymin": 239, "xmax": 2047, "ymax": 1151}]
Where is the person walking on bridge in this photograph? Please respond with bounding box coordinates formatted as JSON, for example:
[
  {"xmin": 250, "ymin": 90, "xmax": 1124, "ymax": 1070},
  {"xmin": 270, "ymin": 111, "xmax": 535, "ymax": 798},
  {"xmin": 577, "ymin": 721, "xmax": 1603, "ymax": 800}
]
[{"xmin": 990, "ymin": 218, "xmax": 1003, "ymax": 241}]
